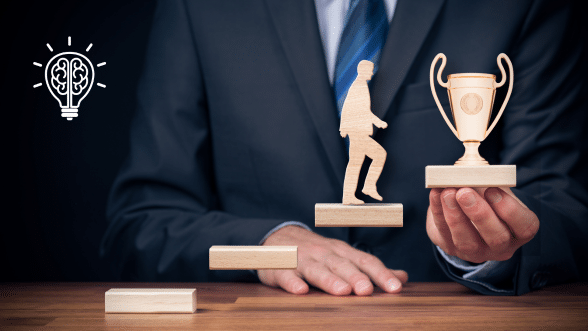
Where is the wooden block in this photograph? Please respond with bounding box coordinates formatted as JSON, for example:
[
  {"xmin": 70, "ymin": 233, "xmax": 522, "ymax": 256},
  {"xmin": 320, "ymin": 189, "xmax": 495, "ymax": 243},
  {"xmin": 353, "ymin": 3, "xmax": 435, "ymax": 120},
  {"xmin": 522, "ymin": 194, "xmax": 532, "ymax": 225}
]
[
  {"xmin": 425, "ymin": 165, "xmax": 516, "ymax": 188},
  {"xmin": 105, "ymin": 289, "xmax": 196, "ymax": 313},
  {"xmin": 209, "ymin": 246, "xmax": 297, "ymax": 270},
  {"xmin": 315, "ymin": 203, "xmax": 403, "ymax": 227}
]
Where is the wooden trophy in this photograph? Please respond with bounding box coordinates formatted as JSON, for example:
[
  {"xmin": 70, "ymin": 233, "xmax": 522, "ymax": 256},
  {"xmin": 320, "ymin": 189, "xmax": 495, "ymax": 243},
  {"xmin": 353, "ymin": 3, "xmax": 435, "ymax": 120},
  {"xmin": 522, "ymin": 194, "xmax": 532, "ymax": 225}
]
[
  {"xmin": 425, "ymin": 53, "xmax": 516, "ymax": 188},
  {"xmin": 315, "ymin": 60, "xmax": 403, "ymax": 227}
]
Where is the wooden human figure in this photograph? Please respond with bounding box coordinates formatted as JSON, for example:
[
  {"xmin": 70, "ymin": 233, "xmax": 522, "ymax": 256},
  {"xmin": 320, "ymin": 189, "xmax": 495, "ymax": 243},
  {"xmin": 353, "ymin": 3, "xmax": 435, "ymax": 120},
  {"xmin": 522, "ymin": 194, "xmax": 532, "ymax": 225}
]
[{"xmin": 340, "ymin": 60, "xmax": 388, "ymax": 205}]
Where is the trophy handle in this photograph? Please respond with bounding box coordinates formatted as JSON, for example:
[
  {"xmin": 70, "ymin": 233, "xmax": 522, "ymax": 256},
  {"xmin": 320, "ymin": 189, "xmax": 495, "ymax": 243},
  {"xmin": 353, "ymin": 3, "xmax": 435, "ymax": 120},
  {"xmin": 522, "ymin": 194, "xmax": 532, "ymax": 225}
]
[
  {"xmin": 430, "ymin": 53, "xmax": 458, "ymax": 138},
  {"xmin": 484, "ymin": 53, "xmax": 514, "ymax": 139}
]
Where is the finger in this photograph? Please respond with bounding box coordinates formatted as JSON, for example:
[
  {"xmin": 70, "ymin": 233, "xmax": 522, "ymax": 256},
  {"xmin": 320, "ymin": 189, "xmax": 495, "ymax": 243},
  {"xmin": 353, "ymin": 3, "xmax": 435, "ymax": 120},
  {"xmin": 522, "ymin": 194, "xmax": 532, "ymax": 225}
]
[
  {"xmin": 485, "ymin": 187, "xmax": 539, "ymax": 243},
  {"xmin": 301, "ymin": 261, "xmax": 352, "ymax": 296},
  {"xmin": 257, "ymin": 268, "xmax": 276, "ymax": 285},
  {"xmin": 258, "ymin": 269, "xmax": 309, "ymax": 294},
  {"xmin": 498, "ymin": 187, "xmax": 529, "ymax": 209},
  {"xmin": 426, "ymin": 207, "xmax": 448, "ymax": 252},
  {"xmin": 391, "ymin": 269, "xmax": 409, "ymax": 284},
  {"xmin": 456, "ymin": 188, "xmax": 513, "ymax": 258},
  {"xmin": 349, "ymin": 251, "xmax": 403, "ymax": 293},
  {"xmin": 428, "ymin": 189, "xmax": 455, "ymax": 254},
  {"xmin": 323, "ymin": 254, "xmax": 374, "ymax": 296},
  {"xmin": 440, "ymin": 188, "xmax": 485, "ymax": 260},
  {"xmin": 273, "ymin": 270, "xmax": 309, "ymax": 294}
]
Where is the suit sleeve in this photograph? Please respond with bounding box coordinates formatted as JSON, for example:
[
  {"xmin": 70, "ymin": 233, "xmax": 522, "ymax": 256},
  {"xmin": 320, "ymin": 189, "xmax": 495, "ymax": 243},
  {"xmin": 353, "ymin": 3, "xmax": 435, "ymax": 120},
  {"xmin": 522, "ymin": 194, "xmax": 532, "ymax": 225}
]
[
  {"xmin": 439, "ymin": 0, "xmax": 588, "ymax": 295},
  {"xmin": 99, "ymin": 0, "xmax": 287, "ymax": 281}
]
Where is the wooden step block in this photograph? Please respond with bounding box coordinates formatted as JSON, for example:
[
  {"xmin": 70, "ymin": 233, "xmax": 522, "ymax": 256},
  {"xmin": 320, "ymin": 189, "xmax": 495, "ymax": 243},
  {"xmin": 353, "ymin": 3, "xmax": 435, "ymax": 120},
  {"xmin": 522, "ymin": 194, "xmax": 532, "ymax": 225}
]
[
  {"xmin": 105, "ymin": 289, "xmax": 196, "ymax": 313},
  {"xmin": 425, "ymin": 165, "xmax": 516, "ymax": 188},
  {"xmin": 315, "ymin": 203, "xmax": 403, "ymax": 227},
  {"xmin": 209, "ymin": 246, "xmax": 297, "ymax": 270}
]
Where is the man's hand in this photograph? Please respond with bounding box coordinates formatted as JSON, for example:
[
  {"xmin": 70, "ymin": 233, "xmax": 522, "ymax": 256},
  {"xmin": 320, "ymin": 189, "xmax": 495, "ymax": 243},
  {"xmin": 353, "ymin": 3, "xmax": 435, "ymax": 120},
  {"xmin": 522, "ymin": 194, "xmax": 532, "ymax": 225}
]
[
  {"xmin": 340, "ymin": 131, "xmax": 348, "ymax": 138},
  {"xmin": 258, "ymin": 225, "xmax": 408, "ymax": 295},
  {"xmin": 376, "ymin": 120, "xmax": 388, "ymax": 129},
  {"xmin": 426, "ymin": 187, "xmax": 539, "ymax": 263}
]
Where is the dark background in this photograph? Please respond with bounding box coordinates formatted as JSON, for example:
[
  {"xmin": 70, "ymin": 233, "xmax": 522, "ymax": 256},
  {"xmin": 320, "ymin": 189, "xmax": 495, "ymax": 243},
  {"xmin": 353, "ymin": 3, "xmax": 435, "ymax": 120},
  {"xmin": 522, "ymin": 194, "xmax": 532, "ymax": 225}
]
[
  {"xmin": 2, "ymin": 0, "xmax": 588, "ymax": 282},
  {"xmin": 2, "ymin": 0, "xmax": 156, "ymax": 281}
]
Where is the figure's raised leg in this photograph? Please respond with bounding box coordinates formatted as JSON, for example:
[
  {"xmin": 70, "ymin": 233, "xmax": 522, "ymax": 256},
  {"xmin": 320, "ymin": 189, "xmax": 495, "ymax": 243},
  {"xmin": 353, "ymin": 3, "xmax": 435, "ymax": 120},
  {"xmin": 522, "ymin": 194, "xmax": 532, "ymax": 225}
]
[
  {"xmin": 343, "ymin": 140, "xmax": 366, "ymax": 205},
  {"xmin": 362, "ymin": 139, "xmax": 386, "ymax": 201}
]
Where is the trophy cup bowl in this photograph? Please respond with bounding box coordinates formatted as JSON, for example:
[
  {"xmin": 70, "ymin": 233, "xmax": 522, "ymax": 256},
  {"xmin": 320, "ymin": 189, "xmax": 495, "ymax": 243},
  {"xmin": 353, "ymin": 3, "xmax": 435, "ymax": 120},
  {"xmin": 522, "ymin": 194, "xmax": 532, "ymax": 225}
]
[
  {"xmin": 430, "ymin": 53, "xmax": 513, "ymax": 165},
  {"xmin": 425, "ymin": 53, "xmax": 516, "ymax": 188}
]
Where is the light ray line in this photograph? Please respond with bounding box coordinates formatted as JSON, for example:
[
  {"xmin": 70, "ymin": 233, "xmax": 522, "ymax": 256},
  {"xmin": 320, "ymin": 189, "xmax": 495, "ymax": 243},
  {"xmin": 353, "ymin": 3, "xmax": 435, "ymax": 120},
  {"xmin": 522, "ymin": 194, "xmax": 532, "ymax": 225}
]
[
  {"xmin": 33, "ymin": 62, "xmax": 42, "ymax": 67},
  {"xmin": 46, "ymin": 43, "xmax": 53, "ymax": 52},
  {"xmin": 68, "ymin": 36, "xmax": 71, "ymax": 46},
  {"xmin": 86, "ymin": 43, "xmax": 93, "ymax": 52},
  {"xmin": 97, "ymin": 62, "xmax": 106, "ymax": 67},
  {"xmin": 33, "ymin": 83, "xmax": 42, "ymax": 88},
  {"xmin": 97, "ymin": 83, "xmax": 106, "ymax": 88}
]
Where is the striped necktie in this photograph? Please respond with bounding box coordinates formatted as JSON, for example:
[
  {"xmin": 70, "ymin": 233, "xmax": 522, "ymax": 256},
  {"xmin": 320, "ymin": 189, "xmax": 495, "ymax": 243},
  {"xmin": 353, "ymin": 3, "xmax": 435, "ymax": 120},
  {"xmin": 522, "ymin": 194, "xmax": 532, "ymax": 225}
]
[{"xmin": 334, "ymin": 0, "xmax": 389, "ymax": 115}]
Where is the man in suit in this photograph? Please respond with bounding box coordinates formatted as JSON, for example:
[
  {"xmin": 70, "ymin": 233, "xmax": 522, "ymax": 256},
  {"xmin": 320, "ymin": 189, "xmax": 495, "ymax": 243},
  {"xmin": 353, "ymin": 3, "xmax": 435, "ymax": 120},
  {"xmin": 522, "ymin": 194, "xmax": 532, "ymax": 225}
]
[{"xmin": 101, "ymin": 0, "xmax": 588, "ymax": 295}]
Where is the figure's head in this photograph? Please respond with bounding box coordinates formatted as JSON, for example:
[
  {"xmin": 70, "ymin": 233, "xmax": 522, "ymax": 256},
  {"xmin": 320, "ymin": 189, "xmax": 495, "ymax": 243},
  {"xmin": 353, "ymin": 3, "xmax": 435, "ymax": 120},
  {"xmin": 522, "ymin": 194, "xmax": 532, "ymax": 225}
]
[{"xmin": 357, "ymin": 60, "xmax": 375, "ymax": 80}]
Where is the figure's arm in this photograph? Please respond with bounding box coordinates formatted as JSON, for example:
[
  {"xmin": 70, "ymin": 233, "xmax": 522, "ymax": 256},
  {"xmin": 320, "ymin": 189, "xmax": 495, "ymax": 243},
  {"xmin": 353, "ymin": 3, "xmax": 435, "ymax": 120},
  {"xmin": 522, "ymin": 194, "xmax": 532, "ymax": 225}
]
[
  {"xmin": 427, "ymin": 0, "xmax": 588, "ymax": 295},
  {"xmin": 100, "ymin": 0, "xmax": 287, "ymax": 281},
  {"xmin": 370, "ymin": 111, "xmax": 387, "ymax": 129}
]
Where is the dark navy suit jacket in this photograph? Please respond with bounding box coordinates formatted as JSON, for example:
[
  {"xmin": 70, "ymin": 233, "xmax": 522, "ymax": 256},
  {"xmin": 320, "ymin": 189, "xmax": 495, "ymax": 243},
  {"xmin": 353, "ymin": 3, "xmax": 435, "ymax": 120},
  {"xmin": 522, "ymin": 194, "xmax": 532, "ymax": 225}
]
[{"xmin": 101, "ymin": 0, "xmax": 588, "ymax": 295}]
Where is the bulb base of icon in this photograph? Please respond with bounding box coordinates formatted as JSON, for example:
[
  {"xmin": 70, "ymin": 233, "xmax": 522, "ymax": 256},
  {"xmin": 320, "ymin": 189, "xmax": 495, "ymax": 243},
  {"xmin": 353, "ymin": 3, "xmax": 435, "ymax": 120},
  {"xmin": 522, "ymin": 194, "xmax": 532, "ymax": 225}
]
[{"xmin": 61, "ymin": 108, "xmax": 78, "ymax": 121}]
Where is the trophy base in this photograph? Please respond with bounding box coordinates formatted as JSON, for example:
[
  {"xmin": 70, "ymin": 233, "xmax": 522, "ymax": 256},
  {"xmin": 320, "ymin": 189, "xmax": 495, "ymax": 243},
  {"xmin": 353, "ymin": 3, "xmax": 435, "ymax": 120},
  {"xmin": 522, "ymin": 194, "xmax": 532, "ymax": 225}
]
[
  {"xmin": 454, "ymin": 141, "xmax": 489, "ymax": 166},
  {"xmin": 425, "ymin": 165, "xmax": 516, "ymax": 188},
  {"xmin": 315, "ymin": 203, "xmax": 403, "ymax": 227}
]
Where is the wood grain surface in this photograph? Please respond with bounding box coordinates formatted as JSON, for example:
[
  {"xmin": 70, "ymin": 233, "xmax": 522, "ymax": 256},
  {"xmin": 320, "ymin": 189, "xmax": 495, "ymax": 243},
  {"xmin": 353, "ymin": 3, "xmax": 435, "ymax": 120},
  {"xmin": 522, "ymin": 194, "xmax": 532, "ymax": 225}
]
[
  {"xmin": 1, "ymin": 282, "xmax": 587, "ymax": 330},
  {"xmin": 209, "ymin": 246, "xmax": 297, "ymax": 270},
  {"xmin": 315, "ymin": 203, "xmax": 403, "ymax": 227},
  {"xmin": 105, "ymin": 288, "xmax": 196, "ymax": 313},
  {"xmin": 425, "ymin": 165, "xmax": 516, "ymax": 188},
  {"xmin": 339, "ymin": 60, "xmax": 389, "ymax": 205}
]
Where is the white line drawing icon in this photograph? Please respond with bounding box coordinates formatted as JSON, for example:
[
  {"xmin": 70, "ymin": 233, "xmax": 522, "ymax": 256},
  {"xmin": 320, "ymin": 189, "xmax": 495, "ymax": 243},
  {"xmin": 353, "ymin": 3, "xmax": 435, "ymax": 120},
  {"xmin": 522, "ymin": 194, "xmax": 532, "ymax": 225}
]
[{"xmin": 34, "ymin": 37, "xmax": 106, "ymax": 121}]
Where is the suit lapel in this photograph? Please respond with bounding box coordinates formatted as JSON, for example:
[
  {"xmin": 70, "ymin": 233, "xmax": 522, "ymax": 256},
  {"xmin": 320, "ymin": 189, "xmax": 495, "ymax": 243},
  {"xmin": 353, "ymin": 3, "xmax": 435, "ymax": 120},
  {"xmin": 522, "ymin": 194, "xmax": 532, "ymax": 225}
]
[
  {"xmin": 371, "ymin": 0, "xmax": 446, "ymax": 120},
  {"xmin": 264, "ymin": 0, "xmax": 347, "ymax": 187}
]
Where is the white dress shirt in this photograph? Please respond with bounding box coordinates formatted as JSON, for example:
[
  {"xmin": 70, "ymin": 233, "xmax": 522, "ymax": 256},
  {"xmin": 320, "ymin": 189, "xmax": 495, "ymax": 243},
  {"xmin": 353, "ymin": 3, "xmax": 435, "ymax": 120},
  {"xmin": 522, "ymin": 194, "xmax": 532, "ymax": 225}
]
[{"xmin": 314, "ymin": 0, "xmax": 398, "ymax": 83}]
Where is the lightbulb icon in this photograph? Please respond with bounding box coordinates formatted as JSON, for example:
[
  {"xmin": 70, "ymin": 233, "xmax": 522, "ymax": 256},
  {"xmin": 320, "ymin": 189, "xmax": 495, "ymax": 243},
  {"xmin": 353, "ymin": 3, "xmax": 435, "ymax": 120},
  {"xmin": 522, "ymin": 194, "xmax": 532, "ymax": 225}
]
[
  {"xmin": 45, "ymin": 52, "xmax": 94, "ymax": 120},
  {"xmin": 33, "ymin": 37, "xmax": 106, "ymax": 121}
]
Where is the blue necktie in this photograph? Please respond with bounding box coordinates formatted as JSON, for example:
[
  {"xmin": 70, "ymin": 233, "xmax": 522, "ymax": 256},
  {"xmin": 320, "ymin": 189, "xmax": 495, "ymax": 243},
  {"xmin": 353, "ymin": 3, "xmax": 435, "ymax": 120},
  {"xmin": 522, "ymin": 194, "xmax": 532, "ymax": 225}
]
[{"xmin": 334, "ymin": 0, "xmax": 389, "ymax": 115}]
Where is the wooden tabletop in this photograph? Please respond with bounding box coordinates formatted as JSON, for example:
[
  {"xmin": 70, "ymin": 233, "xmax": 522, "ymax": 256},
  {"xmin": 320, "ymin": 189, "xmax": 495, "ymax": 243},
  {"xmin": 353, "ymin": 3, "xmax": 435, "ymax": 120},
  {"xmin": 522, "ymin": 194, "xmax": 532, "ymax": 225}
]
[{"xmin": 1, "ymin": 282, "xmax": 587, "ymax": 330}]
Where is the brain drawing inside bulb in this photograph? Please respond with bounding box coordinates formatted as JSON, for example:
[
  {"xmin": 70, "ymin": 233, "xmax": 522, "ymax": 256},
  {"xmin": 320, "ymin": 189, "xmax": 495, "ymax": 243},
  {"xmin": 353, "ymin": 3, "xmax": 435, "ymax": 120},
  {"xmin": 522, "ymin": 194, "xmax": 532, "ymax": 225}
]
[
  {"xmin": 33, "ymin": 37, "xmax": 105, "ymax": 120},
  {"xmin": 45, "ymin": 52, "xmax": 94, "ymax": 120}
]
